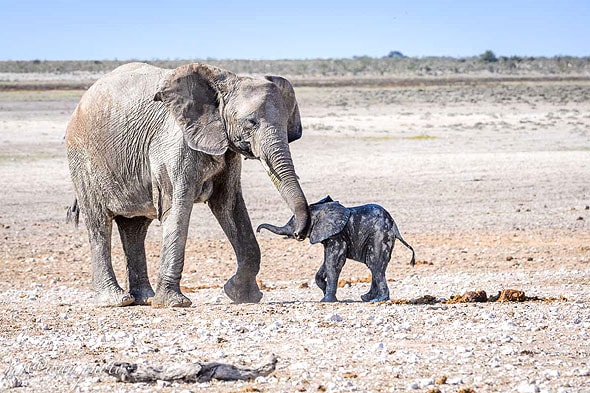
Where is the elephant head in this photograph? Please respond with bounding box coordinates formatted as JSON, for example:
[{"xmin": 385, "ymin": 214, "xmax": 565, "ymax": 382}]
[
  {"xmin": 257, "ymin": 196, "xmax": 351, "ymax": 244},
  {"xmin": 154, "ymin": 63, "xmax": 310, "ymax": 239}
]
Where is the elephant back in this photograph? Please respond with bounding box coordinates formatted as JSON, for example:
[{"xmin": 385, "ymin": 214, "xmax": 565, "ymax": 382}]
[{"xmin": 65, "ymin": 63, "xmax": 170, "ymax": 147}]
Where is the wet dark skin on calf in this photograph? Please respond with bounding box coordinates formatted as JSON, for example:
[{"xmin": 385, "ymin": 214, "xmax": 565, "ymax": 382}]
[{"xmin": 258, "ymin": 196, "xmax": 415, "ymax": 302}]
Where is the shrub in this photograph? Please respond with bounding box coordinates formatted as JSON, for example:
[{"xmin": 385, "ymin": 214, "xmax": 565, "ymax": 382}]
[{"xmin": 480, "ymin": 50, "xmax": 498, "ymax": 63}]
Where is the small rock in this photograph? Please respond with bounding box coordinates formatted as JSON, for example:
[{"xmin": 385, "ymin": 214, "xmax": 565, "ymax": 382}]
[
  {"xmin": 417, "ymin": 378, "xmax": 434, "ymax": 388},
  {"xmin": 37, "ymin": 322, "xmax": 50, "ymax": 330},
  {"xmin": 0, "ymin": 375, "xmax": 22, "ymax": 389},
  {"xmin": 517, "ymin": 382, "xmax": 540, "ymax": 393},
  {"xmin": 544, "ymin": 369, "xmax": 560, "ymax": 378},
  {"xmin": 394, "ymin": 322, "xmax": 411, "ymax": 332},
  {"xmin": 288, "ymin": 362, "xmax": 309, "ymax": 371},
  {"xmin": 405, "ymin": 382, "xmax": 419, "ymax": 390},
  {"xmin": 156, "ymin": 379, "xmax": 171, "ymax": 388},
  {"xmin": 327, "ymin": 313, "xmax": 343, "ymax": 322},
  {"xmin": 265, "ymin": 320, "xmax": 282, "ymax": 331}
]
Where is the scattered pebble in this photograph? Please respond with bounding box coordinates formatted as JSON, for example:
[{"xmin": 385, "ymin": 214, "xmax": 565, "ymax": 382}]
[
  {"xmin": 326, "ymin": 313, "xmax": 343, "ymax": 322},
  {"xmin": 517, "ymin": 382, "xmax": 540, "ymax": 393}
]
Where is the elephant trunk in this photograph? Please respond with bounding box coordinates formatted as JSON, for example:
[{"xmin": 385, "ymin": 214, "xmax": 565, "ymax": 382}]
[
  {"xmin": 259, "ymin": 137, "xmax": 310, "ymax": 240},
  {"xmin": 256, "ymin": 222, "xmax": 293, "ymax": 237}
]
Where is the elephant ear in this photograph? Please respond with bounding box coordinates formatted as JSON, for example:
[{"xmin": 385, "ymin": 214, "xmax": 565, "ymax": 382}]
[
  {"xmin": 265, "ymin": 75, "xmax": 302, "ymax": 143},
  {"xmin": 314, "ymin": 195, "xmax": 334, "ymax": 204},
  {"xmin": 309, "ymin": 201, "xmax": 351, "ymax": 244},
  {"xmin": 154, "ymin": 63, "xmax": 232, "ymax": 155}
]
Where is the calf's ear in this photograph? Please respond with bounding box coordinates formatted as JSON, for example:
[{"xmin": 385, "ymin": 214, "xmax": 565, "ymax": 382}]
[{"xmin": 309, "ymin": 202, "xmax": 351, "ymax": 244}]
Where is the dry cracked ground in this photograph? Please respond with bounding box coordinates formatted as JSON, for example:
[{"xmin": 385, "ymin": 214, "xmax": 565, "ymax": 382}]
[{"xmin": 0, "ymin": 75, "xmax": 589, "ymax": 392}]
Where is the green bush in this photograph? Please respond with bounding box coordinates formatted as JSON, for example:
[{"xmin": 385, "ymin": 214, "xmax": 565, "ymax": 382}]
[{"xmin": 480, "ymin": 50, "xmax": 498, "ymax": 63}]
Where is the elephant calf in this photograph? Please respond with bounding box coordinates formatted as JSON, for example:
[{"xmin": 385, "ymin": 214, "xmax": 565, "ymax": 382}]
[{"xmin": 257, "ymin": 196, "xmax": 415, "ymax": 302}]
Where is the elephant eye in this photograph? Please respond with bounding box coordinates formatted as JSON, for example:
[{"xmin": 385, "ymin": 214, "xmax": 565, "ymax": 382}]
[{"xmin": 243, "ymin": 118, "xmax": 258, "ymax": 130}]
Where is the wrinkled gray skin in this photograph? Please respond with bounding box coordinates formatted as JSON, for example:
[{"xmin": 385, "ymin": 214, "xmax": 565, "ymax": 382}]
[
  {"xmin": 257, "ymin": 196, "xmax": 415, "ymax": 302},
  {"xmin": 65, "ymin": 62, "xmax": 310, "ymax": 307}
]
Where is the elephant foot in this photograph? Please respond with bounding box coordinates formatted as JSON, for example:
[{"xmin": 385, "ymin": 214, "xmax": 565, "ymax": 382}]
[
  {"xmin": 130, "ymin": 285, "xmax": 155, "ymax": 306},
  {"xmin": 367, "ymin": 294, "xmax": 390, "ymax": 303},
  {"xmin": 148, "ymin": 289, "xmax": 192, "ymax": 308},
  {"xmin": 320, "ymin": 294, "xmax": 338, "ymax": 303},
  {"xmin": 224, "ymin": 275, "xmax": 263, "ymax": 304},
  {"xmin": 94, "ymin": 288, "xmax": 135, "ymax": 307},
  {"xmin": 361, "ymin": 291, "xmax": 377, "ymax": 302}
]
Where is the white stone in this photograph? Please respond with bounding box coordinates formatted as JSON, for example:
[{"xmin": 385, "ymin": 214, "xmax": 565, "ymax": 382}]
[
  {"xmin": 156, "ymin": 379, "xmax": 171, "ymax": 388},
  {"xmin": 543, "ymin": 369, "xmax": 560, "ymax": 378},
  {"xmin": 288, "ymin": 362, "xmax": 309, "ymax": 371},
  {"xmin": 446, "ymin": 377, "xmax": 462, "ymax": 385},
  {"xmin": 327, "ymin": 313, "xmax": 343, "ymax": 322},
  {"xmin": 394, "ymin": 322, "xmax": 412, "ymax": 332},
  {"xmin": 417, "ymin": 378, "xmax": 434, "ymax": 388},
  {"xmin": 517, "ymin": 382, "xmax": 540, "ymax": 393}
]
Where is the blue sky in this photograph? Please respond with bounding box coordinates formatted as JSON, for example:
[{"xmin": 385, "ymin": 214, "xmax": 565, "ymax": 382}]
[{"xmin": 1, "ymin": 0, "xmax": 589, "ymax": 60}]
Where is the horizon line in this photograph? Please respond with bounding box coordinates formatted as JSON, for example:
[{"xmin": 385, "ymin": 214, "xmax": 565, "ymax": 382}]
[{"xmin": 1, "ymin": 54, "xmax": 589, "ymax": 62}]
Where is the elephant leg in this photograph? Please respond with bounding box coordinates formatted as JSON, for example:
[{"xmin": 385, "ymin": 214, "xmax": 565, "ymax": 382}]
[
  {"xmin": 364, "ymin": 245, "xmax": 392, "ymax": 302},
  {"xmin": 85, "ymin": 213, "xmax": 134, "ymax": 307},
  {"xmin": 115, "ymin": 216, "xmax": 154, "ymax": 305},
  {"xmin": 320, "ymin": 240, "xmax": 346, "ymax": 303},
  {"xmin": 209, "ymin": 187, "xmax": 262, "ymax": 304},
  {"xmin": 150, "ymin": 201, "xmax": 193, "ymax": 308},
  {"xmin": 361, "ymin": 274, "xmax": 379, "ymax": 302},
  {"xmin": 315, "ymin": 263, "xmax": 327, "ymax": 294}
]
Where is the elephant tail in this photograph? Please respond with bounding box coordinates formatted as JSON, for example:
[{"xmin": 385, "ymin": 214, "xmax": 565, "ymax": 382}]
[
  {"xmin": 397, "ymin": 235, "xmax": 416, "ymax": 267},
  {"xmin": 392, "ymin": 223, "xmax": 415, "ymax": 267},
  {"xmin": 66, "ymin": 198, "xmax": 80, "ymax": 228}
]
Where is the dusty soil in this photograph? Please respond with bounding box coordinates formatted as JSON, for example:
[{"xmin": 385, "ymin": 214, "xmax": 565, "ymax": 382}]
[{"xmin": 0, "ymin": 76, "xmax": 589, "ymax": 392}]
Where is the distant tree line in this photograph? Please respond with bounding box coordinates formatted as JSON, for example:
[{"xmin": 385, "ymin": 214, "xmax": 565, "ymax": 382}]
[{"xmin": 1, "ymin": 53, "xmax": 589, "ymax": 78}]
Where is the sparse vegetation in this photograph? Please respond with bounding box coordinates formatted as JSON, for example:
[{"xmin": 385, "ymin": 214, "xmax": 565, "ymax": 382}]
[
  {"xmin": 1, "ymin": 56, "xmax": 589, "ymax": 79},
  {"xmin": 404, "ymin": 134, "xmax": 438, "ymax": 140},
  {"xmin": 479, "ymin": 50, "xmax": 498, "ymax": 63},
  {"xmin": 386, "ymin": 50, "xmax": 406, "ymax": 58}
]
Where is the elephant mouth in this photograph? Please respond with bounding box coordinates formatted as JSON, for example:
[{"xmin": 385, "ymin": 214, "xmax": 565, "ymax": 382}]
[
  {"xmin": 230, "ymin": 141, "xmax": 257, "ymax": 159},
  {"xmin": 240, "ymin": 151, "xmax": 257, "ymax": 160}
]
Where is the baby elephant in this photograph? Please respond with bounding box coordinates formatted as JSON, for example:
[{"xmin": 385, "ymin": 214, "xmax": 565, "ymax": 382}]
[{"xmin": 257, "ymin": 196, "xmax": 415, "ymax": 302}]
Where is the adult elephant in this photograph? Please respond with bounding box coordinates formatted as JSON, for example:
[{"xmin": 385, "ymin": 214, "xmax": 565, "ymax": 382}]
[{"xmin": 65, "ymin": 62, "xmax": 310, "ymax": 308}]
